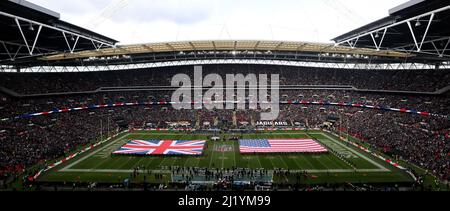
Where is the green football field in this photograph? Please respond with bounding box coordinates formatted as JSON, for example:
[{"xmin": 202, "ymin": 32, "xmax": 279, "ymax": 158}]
[{"xmin": 36, "ymin": 130, "xmax": 414, "ymax": 185}]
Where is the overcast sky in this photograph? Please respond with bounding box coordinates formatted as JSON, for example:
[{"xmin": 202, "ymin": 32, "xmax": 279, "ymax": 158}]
[{"xmin": 28, "ymin": 0, "xmax": 407, "ymax": 45}]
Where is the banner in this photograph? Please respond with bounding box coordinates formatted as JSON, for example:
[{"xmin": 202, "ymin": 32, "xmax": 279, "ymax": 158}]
[{"xmin": 2, "ymin": 100, "xmax": 447, "ymax": 122}]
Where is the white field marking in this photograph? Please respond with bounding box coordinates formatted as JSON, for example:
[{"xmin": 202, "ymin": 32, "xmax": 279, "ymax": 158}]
[
  {"xmin": 93, "ymin": 152, "xmax": 110, "ymax": 158},
  {"xmin": 221, "ymin": 151, "xmax": 225, "ymax": 169},
  {"xmin": 60, "ymin": 169, "xmax": 171, "ymax": 173},
  {"xmin": 60, "ymin": 133, "xmax": 131, "ymax": 171},
  {"xmin": 303, "ymin": 133, "xmax": 342, "ymax": 169},
  {"xmin": 60, "ymin": 168, "xmax": 388, "ymax": 173},
  {"xmin": 89, "ymin": 138, "xmax": 136, "ymax": 170},
  {"xmin": 170, "ymin": 155, "xmax": 179, "ymax": 167},
  {"xmin": 133, "ymin": 132, "xmax": 318, "ymax": 137},
  {"xmin": 128, "ymin": 133, "xmax": 194, "ymax": 136},
  {"xmin": 183, "ymin": 136, "xmax": 199, "ymax": 168},
  {"xmin": 233, "ymin": 142, "xmax": 237, "ymax": 168},
  {"xmin": 158, "ymin": 155, "xmax": 169, "ymax": 168},
  {"xmin": 60, "ymin": 132, "xmax": 389, "ymax": 173},
  {"xmin": 266, "ymin": 154, "xmax": 278, "ymax": 169},
  {"xmin": 145, "ymin": 156, "xmax": 157, "ymax": 168},
  {"xmin": 287, "ymin": 134, "xmax": 319, "ymax": 169},
  {"xmin": 318, "ymin": 138, "xmax": 358, "ymax": 158},
  {"xmin": 93, "ymin": 142, "xmax": 125, "ymax": 158},
  {"xmin": 290, "ymin": 155, "xmax": 306, "ymax": 169},
  {"xmin": 208, "ymin": 141, "xmax": 215, "ymax": 168},
  {"xmin": 157, "ymin": 134, "xmax": 190, "ymax": 168},
  {"xmin": 320, "ymin": 133, "xmax": 388, "ymax": 171},
  {"xmin": 277, "ymin": 133, "xmax": 296, "ymax": 169},
  {"xmin": 323, "ymin": 150, "xmax": 354, "ymax": 170},
  {"xmin": 290, "ymin": 133, "xmax": 330, "ymax": 169},
  {"xmin": 107, "ymin": 134, "xmax": 150, "ymax": 169},
  {"xmin": 131, "ymin": 132, "xmax": 319, "ymax": 136},
  {"xmin": 192, "ymin": 155, "xmax": 201, "ymax": 168},
  {"xmin": 134, "ymin": 154, "xmax": 148, "ymax": 168},
  {"xmin": 313, "ymin": 137, "xmax": 358, "ymax": 169},
  {"xmin": 298, "ymin": 153, "xmax": 316, "ymax": 169},
  {"xmin": 311, "ymin": 151, "xmax": 335, "ymax": 170},
  {"xmin": 255, "ymin": 154, "xmax": 264, "ymax": 169},
  {"xmin": 276, "ymin": 155, "xmax": 290, "ymax": 169}
]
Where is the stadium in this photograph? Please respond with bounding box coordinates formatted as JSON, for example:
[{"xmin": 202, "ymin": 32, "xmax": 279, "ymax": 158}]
[{"xmin": 0, "ymin": 0, "xmax": 449, "ymax": 193}]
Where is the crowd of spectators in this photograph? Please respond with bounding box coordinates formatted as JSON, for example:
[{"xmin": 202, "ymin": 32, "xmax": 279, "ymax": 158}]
[
  {"xmin": 0, "ymin": 65, "xmax": 449, "ymax": 183},
  {"xmin": 336, "ymin": 109, "xmax": 449, "ymax": 181},
  {"xmin": 0, "ymin": 90, "xmax": 449, "ymax": 119},
  {"xmin": 1, "ymin": 65, "xmax": 449, "ymax": 94},
  {"xmin": 1, "ymin": 104, "xmax": 448, "ymax": 181}
]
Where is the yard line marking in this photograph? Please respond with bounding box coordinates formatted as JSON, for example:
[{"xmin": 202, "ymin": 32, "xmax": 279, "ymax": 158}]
[
  {"xmin": 289, "ymin": 155, "xmax": 304, "ymax": 169},
  {"xmin": 158, "ymin": 156, "xmax": 169, "ymax": 168},
  {"xmin": 256, "ymin": 154, "xmax": 263, "ymax": 169},
  {"xmin": 321, "ymin": 132, "xmax": 388, "ymax": 171},
  {"xmin": 208, "ymin": 141, "xmax": 215, "ymax": 168},
  {"xmin": 109, "ymin": 134, "xmax": 148, "ymax": 170},
  {"xmin": 308, "ymin": 133, "xmax": 356, "ymax": 170},
  {"xmin": 60, "ymin": 133, "xmax": 130, "ymax": 171},
  {"xmin": 221, "ymin": 149, "xmax": 225, "ymax": 169},
  {"xmin": 278, "ymin": 134, "xmax": 316, "ymax": 168},
  {"xmin": 129, "ymin": 133, "xmax": 192, "ymax": 136},
  {"xmin": 144, "ymin": 156, "xmax": 156, "ymax": 169},
  {"xmin": 58, "ymin": 131, "xmax": 390, "ymax": 176},
  {"xmin": 60, "ymin": 168, "xmax": 389, "ymax": 173},
  {"xmin": 189, "ymin": 153, "xmax": 201, "ymax": 168},
  {"xmin": 316, "ymin": 137, "xmax": 360, "ymax": 168},
  {"xmin": 276, "ymin": 133, "xmax": 296, "ymax": 169},
  {"xmin": 265, "ymin": 155, "xmax": 278, "ymax": 169},
  {"xmin": 233, "ymin": 142, "xmax": 237, "ymax": 168},
  {"xmin": 277, "ymin": 155, "xmax": 290, "ymax": 169},
  {"xmin": 303, "ymin": 133, "xmax": 336, "ymax": 169}
]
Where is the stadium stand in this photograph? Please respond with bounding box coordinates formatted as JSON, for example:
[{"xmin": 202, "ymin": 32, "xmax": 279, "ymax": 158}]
[
  {"xmin": 1, "ymin": 65, "xmax": 449, "ymax": 93},
  {"xmin": 1, "ymin": 65, "xmax": 449, "ymax": 183},
  {"xmin": 1, "ymin": 0, "xmax": 449, "ymax": 192}
]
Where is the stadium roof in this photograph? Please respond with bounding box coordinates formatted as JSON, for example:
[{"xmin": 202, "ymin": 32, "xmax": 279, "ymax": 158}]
[
  {"xmin": 333, "ymin": 0, "xmax": 450, "ymax": 63},
  {"xmin": 0, "ymin": 0, "xmax": 118, "ymax": 65},
  {"xmin": 1, "ymin": 0, "xmax": 450, "ymax": 71},
  {"xmin": 36, "ymin": 40, "xmax": 412, "ymax": 65},
  {"xmin": 42, "ymin": 40, "xmax": 408, "ymax": 59}
]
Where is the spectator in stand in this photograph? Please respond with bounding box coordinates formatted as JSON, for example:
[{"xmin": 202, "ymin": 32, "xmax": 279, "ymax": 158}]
[{"xmin": 0, "ymin": 65, "xmax": 449, "ymax": 182}]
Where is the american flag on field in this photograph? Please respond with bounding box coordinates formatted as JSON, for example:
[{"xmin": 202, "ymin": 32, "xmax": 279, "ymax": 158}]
[
  {"xmin": 239, "ymin": 139, "xmax": 328, "ymax": 153},
  {"xmin": 112, "ymin": 140, "xmax": 206, "ymax": 155}
]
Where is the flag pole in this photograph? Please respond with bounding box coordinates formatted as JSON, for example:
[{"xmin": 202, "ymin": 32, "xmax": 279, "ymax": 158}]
[
  {"xmin": 346, "ymin": 114, "xmax": 349, "ymax": 141},
  {"xmin": 107, "ymin": 115, "xmax": 110, "ymax": 137},
  {"xmin": 100, "ymin": 118, "xmax": 103, "ymax": 142},
  {"xmin": 339, "ymin": 112, "xmax": 342, "ymax": 139}
]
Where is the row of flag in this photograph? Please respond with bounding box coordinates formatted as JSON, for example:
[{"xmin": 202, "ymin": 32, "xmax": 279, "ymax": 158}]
[
  {"xmin": 3, "ymin": 100, "xmax": 446, "ymax": 121},
  {"xmin": 112, "ymin": 139, "xmax": 327, "ymax": 155}
]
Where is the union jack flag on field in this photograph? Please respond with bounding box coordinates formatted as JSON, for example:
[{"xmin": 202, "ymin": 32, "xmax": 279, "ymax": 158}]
[
  {"xmin": 113, "ymin": 140, "xmax": 206, "ymax": 155},
  {"xmin": 239, "ymin": 139, "xmax": 328, "ymax": 153}
]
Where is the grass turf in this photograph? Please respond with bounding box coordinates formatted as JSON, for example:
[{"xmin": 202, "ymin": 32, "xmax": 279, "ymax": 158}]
[{"xmin": 36, "ymin": 130, "xmax": 414, "ymax": 185}]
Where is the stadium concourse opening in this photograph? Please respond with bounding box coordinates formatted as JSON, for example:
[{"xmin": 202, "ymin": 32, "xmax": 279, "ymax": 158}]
[{"xmin": 0, "ymin": 0, "xmax": 449, "ymax": 193}]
